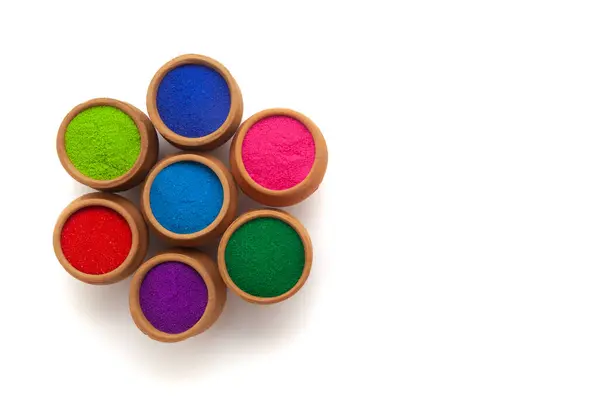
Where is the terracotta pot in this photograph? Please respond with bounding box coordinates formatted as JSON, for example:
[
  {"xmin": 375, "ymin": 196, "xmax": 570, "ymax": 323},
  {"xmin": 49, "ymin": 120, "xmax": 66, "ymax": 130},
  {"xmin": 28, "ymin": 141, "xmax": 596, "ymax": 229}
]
[
  {"xmin": 53, "ymin": 193, "xmax": 148, "ymax": 284},
  {"xmin": 129, "ymin": 249, "xmax": 227, "ymax": 342},
  {"xmin": 146, "ymin": 54, "xmax": 243, "ymax": 151},
  {"xmin": 230, "ymin": 108, "xmax": 327, "ymax": 207},
  {"xmin": 57, "ymin": 98, "xmax": 158, "ymax": 192},
  {"xmin": 140, "ymin": 152, "xmax": 238, "ymax": 247},
  {"xmin": 218, "ymin": 209, "xmax": 312, "ymax": 304}
]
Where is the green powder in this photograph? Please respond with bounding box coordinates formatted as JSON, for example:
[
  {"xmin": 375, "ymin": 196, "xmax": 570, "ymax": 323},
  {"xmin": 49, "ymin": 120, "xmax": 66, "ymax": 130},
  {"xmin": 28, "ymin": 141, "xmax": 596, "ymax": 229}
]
[
  {"xmin": 225, "ymin": 217, "xmax": 305, "ymax": 298},
  {"xmin": 65, "ymin": 106, "xmax": 141, "ymax": 180}
]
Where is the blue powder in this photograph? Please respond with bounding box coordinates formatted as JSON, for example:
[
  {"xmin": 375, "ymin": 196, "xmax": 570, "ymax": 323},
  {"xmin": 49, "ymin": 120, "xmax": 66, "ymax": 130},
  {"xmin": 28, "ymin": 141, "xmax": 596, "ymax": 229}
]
[
  {"xmin": 156, "ymin": 64, "xmax": 231, "ymax": 138},
  {"xmin": 149, "ymin": 161, "xmax": 224, "ymax": 234}
]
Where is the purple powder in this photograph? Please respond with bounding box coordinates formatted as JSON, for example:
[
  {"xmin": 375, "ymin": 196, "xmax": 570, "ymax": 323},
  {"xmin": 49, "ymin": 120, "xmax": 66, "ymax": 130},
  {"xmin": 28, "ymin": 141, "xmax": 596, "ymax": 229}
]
[{"xmin": 139, "ymin": 261, "xmax": 209, "ymax": 334}]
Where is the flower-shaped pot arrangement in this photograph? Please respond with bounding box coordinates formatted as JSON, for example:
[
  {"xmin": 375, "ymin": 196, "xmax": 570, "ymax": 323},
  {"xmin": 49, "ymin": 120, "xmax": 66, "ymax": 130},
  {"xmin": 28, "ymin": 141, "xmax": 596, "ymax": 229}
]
[{"xmin": 54, "ymin": 54, "xmax": 328, "ymax": 342}]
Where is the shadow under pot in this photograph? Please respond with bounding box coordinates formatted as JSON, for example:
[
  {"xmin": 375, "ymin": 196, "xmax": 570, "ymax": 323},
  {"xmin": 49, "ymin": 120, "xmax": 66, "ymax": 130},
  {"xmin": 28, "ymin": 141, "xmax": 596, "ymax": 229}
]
[
  {"xmin": 57, "ymin": 98, "xmax": 158, "ymax": 192},
  {"xmin": 218, "ymin": 209, "xmax": 313, "ymax": 304},
  {"xmin": 146, "ymin": 54, "xmax": 243, "ymax": 151},
  {"xmin": 230, "ymin": 108, "xmax": 328, "ymax": 207},
  {"xmin": 141, "ymin": 153, "xmax": 238, "ymax": 247},
  {"xmin": 53, "ymin": 193, "xmax": 149, "ymax": 284},
  {"xmin": 129, "ymin": 249, "xmax": 227, "ymax": 342}
]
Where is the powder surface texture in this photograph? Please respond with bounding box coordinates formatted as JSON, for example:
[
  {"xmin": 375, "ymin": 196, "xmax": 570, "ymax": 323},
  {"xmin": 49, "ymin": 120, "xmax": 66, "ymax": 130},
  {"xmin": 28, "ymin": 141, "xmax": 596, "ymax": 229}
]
[
  {"xmin": 225, "ymin": 217, "xmax": 305, "ymax": 298},
  {"xmin": 65, "ymin": 106, "xmax": 141, "ymax": 180},
  {"xmin": 139, "ymin": 262, "xmax": 208, "ymax": 334},
  {"xmin": 149, "ymin": 161, "xmax": 224, "ymax": 234},
  {"xmin": 60, "ymin": 206, "xmax": 132, "ymax": 275},
  {"xmin": 156, "ymin": 64, "xmax": 231, "ymax": 138},
  {"xmin": 241, "ymin": 116, "xmax": 316, "ymax": 190}
]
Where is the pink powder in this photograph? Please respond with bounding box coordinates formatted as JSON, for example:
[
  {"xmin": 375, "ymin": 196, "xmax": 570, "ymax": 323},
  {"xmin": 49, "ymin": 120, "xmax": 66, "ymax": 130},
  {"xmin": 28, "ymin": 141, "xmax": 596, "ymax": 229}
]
[{"xmin": 241, "ymin": 116, "xmax": 316, "ymax": 190}]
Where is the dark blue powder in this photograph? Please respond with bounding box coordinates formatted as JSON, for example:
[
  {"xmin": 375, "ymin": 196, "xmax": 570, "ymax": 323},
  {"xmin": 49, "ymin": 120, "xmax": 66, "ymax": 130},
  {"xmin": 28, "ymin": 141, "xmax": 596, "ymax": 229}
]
[
  {"xmin": 149, "ymin": 161, "xmax": 224, "ymax": 234},
  {"xmin": 156, "ymin": 64, "xmax": 231, "ymax": 138}
]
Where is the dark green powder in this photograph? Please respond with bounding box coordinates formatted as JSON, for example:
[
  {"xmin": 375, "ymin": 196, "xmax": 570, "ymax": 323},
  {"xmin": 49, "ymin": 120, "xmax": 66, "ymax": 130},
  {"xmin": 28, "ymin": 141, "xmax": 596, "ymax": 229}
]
[
  {"xmin": 65, "ymin": 106, "xmax": 141, "ymax": 180},
  {"xmin": 225, "ymin": 217, "xmax": 305, "ymax": 298}
]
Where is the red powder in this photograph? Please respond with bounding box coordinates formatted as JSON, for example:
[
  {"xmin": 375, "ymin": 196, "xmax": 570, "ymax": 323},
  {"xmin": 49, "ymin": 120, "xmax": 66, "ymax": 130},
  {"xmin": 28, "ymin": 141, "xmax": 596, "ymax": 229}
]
[
  {"xmin": 60, "ymin": 206, "xmax": 132, "ymax": 275},
  {"xmin": 241, "ymin": 116, "xmax": 316, "ymax": 190}
]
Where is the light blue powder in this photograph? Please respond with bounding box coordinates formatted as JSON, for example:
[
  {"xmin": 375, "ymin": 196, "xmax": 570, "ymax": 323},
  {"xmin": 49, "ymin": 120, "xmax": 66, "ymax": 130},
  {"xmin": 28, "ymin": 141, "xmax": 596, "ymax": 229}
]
[{"xmin": 149, "ymin": 161, "xmax": 224, "ymax": 234}]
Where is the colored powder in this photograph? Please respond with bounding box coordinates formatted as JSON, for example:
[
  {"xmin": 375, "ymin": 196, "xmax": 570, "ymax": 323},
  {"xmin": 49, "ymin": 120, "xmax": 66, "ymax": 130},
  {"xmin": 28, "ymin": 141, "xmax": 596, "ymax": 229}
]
[
  {"xmin": 241, "ymin": 116, "xmax": 316, "ymax": 190},
  {"xmin": 64, "ymin": 106, "xmax": 141, "ymax": 180},
  {"xmin": 149, "ymin": 161, "xmax": 224, "ymax": 234},
  {"xmin": 156, "ymin": 64, "xmax": 231, "ymax": 138},
  {"xmin": 139, "ymin": 262, "xmax": 209, "ymax": 334},
  {"xmin": 225, "ymin": 217, "xmax": 305, "ymax": 298},
  {"xmin": 60, "ymin": 206, "xmax": 132, "ymax": 275}
]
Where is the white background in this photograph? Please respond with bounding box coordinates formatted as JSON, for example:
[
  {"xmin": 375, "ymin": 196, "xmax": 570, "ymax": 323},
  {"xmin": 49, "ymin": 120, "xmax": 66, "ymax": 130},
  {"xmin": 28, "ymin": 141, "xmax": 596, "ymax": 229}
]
[{"xmin": 1, "ymin": 0, "xmax": 600, "ymax": 398}]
